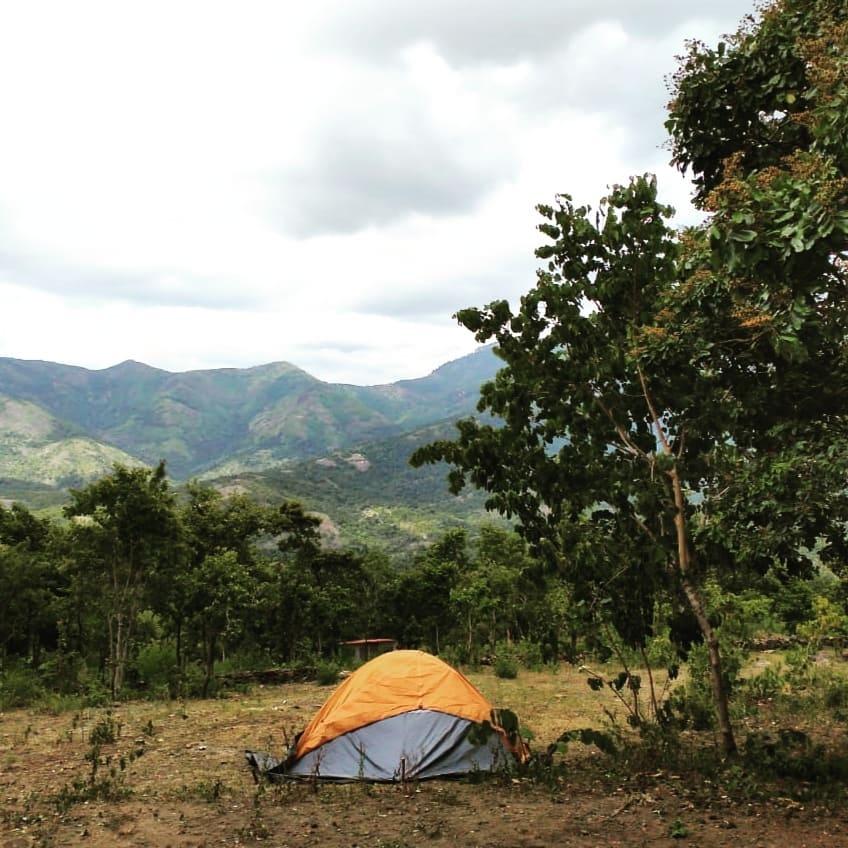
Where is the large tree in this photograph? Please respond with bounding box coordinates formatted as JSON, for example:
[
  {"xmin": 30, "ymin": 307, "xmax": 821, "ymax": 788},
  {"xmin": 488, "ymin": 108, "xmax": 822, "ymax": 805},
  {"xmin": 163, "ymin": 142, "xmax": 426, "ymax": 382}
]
[
  {"xmin": 0, "ymin": 504, "xmax": 60, "ymax": 665},
  {"xmin": 413, "ymin": 0, "xmax": 848, "ymax": 755},
  {"xmin": 65, "ymin": 462, "xmax": 182, "ymax": 697}
]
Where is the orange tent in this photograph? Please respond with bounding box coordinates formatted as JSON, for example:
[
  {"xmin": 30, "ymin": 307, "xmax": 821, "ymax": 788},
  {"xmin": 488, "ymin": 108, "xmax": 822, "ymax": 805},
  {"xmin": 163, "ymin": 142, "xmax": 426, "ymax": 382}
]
[{"xmin": 252, "ymin": 650, "xmax": 523, "ymax": 781}]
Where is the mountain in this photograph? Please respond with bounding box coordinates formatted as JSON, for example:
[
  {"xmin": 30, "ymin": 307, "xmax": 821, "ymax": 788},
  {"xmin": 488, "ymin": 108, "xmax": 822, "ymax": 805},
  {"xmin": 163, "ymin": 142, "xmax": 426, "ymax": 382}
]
[
  {"xmin": 205, "ymin": 417, "xmax": 504, "ymax": 554},
  {"xmin": 0, "ymin": 394, "xmax": 142, "ymax": 489},
  {"xmin": 0, "ymin": 347, "xmax": 499, "ymax": 494}
]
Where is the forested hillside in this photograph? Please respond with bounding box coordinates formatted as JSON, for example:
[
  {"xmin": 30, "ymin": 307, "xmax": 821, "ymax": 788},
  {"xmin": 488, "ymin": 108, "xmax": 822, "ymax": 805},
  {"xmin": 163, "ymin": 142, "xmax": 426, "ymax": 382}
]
[
  {"xmin": 208, "ymin": 418, "xmax": 505, "ymax": 553},
  {"xmin": 0, "ymin": 346, "xmax": 497, "ymax": 486}
]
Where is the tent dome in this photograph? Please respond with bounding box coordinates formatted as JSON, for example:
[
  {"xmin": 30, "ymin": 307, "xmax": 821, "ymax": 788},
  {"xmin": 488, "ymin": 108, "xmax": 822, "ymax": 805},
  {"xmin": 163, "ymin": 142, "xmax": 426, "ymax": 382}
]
[{"xmin": 282, "ymin": 650, "xmax": 518, "ymax": 781}]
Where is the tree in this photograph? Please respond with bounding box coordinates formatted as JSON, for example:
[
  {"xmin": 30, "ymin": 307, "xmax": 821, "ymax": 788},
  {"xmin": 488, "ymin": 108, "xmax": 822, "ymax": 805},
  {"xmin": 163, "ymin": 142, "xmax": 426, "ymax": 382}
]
[
  {"xmin": 0, "ymin": 504, "xmax": 61, "ymax": 665},
  {"xmin": 168, "ymin": 483, "xmax": 322, "ymax": 675},
  {"xmin": 413, "ymin": 0, "xmax": 848, "ymax": 755},
  {"xmin": 65, "ymin": 462, "xmax": 181, "ymax": 697},
  {"xmin": 188, "ymin": 550, "xmax": 255, "ymax": 697},
  {"xmin": 390, "ymin": 531, "xmax": 466, "ymax": 652}
]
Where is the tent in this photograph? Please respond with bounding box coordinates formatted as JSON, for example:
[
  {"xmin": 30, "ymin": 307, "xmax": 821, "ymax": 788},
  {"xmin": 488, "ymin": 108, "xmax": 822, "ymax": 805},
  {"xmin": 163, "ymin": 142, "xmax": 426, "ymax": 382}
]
[{"xmin": 247, "ymin": 650, "xmax": 524, "ymax": 781}]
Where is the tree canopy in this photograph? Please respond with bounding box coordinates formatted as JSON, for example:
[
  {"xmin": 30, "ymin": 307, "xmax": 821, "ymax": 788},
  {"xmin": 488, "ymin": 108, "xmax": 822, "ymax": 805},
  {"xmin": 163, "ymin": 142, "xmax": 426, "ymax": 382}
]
[{"xmin": 412, "ymin": 0, "xmax": 848, "ymax": 755}]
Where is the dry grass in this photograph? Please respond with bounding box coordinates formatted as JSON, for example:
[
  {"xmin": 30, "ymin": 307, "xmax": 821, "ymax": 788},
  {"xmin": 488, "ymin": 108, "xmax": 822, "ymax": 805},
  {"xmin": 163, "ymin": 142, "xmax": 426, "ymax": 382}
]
[{"xmin": 0, "ymin": 661, "xmax": 846, "ymax": 847}]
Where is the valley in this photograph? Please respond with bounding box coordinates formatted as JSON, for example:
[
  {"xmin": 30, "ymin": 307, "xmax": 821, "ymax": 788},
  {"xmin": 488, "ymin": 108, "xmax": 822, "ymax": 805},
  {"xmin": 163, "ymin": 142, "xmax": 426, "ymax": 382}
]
[{"xmin": 0, "ymin": 347, "xmax": 502, "ymax": 549}]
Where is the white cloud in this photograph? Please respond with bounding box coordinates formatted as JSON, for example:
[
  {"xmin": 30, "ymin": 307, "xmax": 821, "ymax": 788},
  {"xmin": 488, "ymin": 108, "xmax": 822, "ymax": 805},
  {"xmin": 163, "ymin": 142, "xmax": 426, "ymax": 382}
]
[{"xmin": 0, "ymin": 0, "xmax": 755, "ymax": 384}]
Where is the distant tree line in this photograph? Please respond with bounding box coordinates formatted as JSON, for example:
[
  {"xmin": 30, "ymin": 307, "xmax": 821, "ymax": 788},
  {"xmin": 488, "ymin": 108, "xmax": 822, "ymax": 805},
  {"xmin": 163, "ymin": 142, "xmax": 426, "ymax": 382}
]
[{"xmin": 1, "ymin": 462, "xmax": 845, "ymax": 719}]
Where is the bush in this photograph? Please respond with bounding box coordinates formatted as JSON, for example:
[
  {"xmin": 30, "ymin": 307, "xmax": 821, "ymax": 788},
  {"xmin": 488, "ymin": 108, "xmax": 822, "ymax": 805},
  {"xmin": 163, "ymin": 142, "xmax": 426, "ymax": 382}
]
[
  {"xmin": 742, "ymin": 729, "xmax": 848, "ymax": 783},
  {"xmin": 134, "ymin": 642, "xmax": 179, "ymax": 696},
  {"xmin": 824, "ymin": 677, "xmax": 848, "ymax": 712},
  {"xmin": 745, "ymin": 665, "xmax": 786, "ymax": 701},
  {"xmin": 0, "ymin": 666, "xmax": 44, "ymax": 709},
  {"xmin": 316, "ymin": 660, "xmax": 341, "ymax": 686},
  {"xmin": 37, "ymin": 651, "xmax": 87, "ymax": 695},
  {"xmin": 669, "ymin": 639, "xmax": 745, "ymax": 730},
  {"xmin": 438, "ymin": 645, "xmax": 467, "ymax": 670},
  {"xmin": 178, "ymin": 663, "xmax": 209, "ymax": 699},
  {"xmin": 89, "ymin": 711, "xmax": 119, "ymax": 745},
  {"xmin": 493, "ymin": 644, "xmax": 519, "ymax": 679},
  {"xmin": 516, "ymin": 639, "xmax": 544, "ymax": 671}
]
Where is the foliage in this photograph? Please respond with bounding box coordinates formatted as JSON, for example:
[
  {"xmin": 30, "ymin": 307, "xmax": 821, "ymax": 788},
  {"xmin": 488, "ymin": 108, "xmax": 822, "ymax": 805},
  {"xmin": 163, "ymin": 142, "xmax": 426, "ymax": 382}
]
[
  {"xmin": 797, "ymin": 595, "xmax": 848, "ymax": 649},
  {"xmin": 745, "ymin": 665, "xmax": 786, "ymax": 701},
  {"xmin": 547, "ymin": 727, "xmax": 619, "ymax": 757},
  {"xmin": 671, "ymin": 640, "xmax": 745, "ymax": 731},
  {"xmin": 742, "ymin": 728, "xmax": 848, "ymax": 784},
  {"xmin": 133, "ymin": 642, "xmax": 179, "ymax": 698},
  {"xmin": 668, "ymin": 819, "xmax": 690, "ymax": 839},
  {"xmin": 412, "ymin": 0, "xmax": 848, "ymax": 756},
  {"xmin": 315, "ymin": 660, "xmax": 341, "ymax": 686},
  {"xmin": 0, "ymin": 461, "xmax": 844, "ymax": 746},
  {"xmin": 493, "ymin": 644, "xmax": 519, "ymax": 679},
  {"xmin": 65, "ymin": 462, "xmax": 182, "ymax": 697},
  {"xmin": 0, "ymin": 666, "xmax": 44, "ymax": 710},
  {"xmin": 89, "ymin": 711, "xmax": 119, "ymax": 745}
]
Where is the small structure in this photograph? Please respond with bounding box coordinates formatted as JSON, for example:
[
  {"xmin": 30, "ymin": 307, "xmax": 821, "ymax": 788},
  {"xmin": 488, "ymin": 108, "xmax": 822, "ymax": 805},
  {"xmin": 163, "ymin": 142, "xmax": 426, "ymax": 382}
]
[{"xmin": 340, "ymin": 638, "xmax": 397, "ymax": 664}]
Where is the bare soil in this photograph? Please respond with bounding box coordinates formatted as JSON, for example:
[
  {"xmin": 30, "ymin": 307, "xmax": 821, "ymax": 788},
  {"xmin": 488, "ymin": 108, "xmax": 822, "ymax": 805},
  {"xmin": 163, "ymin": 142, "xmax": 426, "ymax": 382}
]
[{"xmin": 1, "ymin": 667, "xmax": 846, "ymax": 847}]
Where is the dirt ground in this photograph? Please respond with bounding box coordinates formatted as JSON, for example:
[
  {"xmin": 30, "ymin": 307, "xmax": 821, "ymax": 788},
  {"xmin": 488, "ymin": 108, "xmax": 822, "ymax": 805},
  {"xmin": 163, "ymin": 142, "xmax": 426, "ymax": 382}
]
[{"xmin": 1, "ymin": 667, "xmax": 846, "ymax": 847}]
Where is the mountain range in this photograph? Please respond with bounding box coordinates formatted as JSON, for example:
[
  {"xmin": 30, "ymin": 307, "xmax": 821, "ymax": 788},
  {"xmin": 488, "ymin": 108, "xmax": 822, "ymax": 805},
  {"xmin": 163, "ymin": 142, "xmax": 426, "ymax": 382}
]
[{"xmin": 0, "ymin": 348, "xmax": 502, "ymax": 545}]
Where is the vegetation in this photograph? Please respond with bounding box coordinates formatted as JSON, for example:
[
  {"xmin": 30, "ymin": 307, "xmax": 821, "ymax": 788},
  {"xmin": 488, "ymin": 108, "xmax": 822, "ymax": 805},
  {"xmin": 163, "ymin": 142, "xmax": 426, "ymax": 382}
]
[
  {"xmin": 0, "ymin": 347, "xmax": 499, "ymax": 484},
  {"xmin": 0, "ymin": 6, "xmax": 847, "ymax": 836},
  {"xmin": 2, "ymin": 661, "xmax": 847, "ymax": 846},
  {"xmin": 213, "ymin": 418, "xmax": 507, "ymax": 555},
  {"xmin": 412, "ymin": 0, "xmax": 848, "ymax": 755},
  {"xmin": 1, "ymin": 461, "xmax": 845, "ymax": 728},
  {"xmin": 0, "ymin": 469, "xmax": 599, "ymax": 704}
]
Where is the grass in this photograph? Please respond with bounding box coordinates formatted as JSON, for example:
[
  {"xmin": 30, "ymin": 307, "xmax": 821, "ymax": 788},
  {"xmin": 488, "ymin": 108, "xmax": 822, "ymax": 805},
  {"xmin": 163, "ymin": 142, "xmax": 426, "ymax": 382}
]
[{"xmin": 1, "ymin": 658, "xmax": 846, "ymax": 846}]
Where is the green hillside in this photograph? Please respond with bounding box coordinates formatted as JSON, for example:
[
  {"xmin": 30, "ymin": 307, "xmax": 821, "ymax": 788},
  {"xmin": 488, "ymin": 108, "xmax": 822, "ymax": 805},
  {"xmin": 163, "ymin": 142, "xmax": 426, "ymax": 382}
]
[
  {"xmin": 0, "ymin": 394, "xmax": 144, "ymax": 488},
  {"xmin": 206, "ymin": 417, "xmax": 505, "ymax": 554},
  {"xmin": 0, "ymin": 348, "xmax": 499, "ymax": 481},
  {"xmin": 0, "ymin": 348, "xmax": 504, "ymax": 543}
]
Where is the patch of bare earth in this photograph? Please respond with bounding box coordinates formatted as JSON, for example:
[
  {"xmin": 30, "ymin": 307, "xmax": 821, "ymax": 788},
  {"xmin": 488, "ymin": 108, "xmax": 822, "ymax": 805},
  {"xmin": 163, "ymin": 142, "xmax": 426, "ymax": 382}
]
[{"xmin": 1, "ymin": 670, "xmax": 846, "ymax": 847}]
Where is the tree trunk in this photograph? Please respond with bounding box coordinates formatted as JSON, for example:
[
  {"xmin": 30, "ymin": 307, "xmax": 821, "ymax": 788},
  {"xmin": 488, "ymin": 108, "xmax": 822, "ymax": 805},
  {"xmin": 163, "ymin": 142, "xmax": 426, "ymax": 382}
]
[
  {"xmin": 670, "ymin": 467, "xmax": 737, "ymax": 755},
  {"xmin": 203, "ymin": 628, "xmax": 216, "ymax": 699},
  {"xmin": 175, "ymin": 617, "xmax": 183, "ymax": 670},
  {"xmin": 113, "ymin": 611, "xmax": 128, "ymax": 698},
  {"xmin": 638, "ymin": 369, "xmax": 737, "ymax": 756},
  {"xmin": 107, "ymin": 612, "xmax": 117, "ymax": 698}
]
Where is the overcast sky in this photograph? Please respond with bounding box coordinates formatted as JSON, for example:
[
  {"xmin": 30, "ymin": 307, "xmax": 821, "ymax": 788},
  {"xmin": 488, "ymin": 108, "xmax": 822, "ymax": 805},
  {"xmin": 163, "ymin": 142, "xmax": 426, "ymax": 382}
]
[{"xmin": 0, "ymin": 0, "xmax": 755, "ymax": 385}]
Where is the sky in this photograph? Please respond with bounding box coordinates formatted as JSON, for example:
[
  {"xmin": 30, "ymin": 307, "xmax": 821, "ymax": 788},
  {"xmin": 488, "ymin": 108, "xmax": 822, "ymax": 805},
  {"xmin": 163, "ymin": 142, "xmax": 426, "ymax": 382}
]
[{"xmin": 0, "ymin": 0, "xmax": 756, "ymax": 386}]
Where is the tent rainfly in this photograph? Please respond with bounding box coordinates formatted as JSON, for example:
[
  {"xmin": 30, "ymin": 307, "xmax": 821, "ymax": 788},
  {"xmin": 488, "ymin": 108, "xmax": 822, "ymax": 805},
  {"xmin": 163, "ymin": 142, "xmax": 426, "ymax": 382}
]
[{"xmin": 247, "ymin": 650, "xmax": 524, "ymax": 781}]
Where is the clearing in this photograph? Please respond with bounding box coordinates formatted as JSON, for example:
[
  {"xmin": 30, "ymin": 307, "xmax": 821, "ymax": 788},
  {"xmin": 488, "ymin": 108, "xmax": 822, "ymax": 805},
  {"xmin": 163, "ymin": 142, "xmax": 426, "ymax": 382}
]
[{"xmin": 1, "ymin": 664, "xmax": 846, "ymax": 847}]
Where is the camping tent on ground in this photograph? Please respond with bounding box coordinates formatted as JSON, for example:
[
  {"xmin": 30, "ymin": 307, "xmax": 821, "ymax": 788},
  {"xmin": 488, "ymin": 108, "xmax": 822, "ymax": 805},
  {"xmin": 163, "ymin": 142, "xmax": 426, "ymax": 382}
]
[{"xmin": 246, "ymin": 650, "xmax": 525, "ymax": 781}]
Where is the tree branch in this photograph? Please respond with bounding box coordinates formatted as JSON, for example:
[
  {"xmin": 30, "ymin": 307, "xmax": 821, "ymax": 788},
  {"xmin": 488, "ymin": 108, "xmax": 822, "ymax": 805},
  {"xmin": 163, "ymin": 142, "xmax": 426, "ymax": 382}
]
[{"xmin": 594, "ymin": 396, "xmax": 649, "ymax": 460}]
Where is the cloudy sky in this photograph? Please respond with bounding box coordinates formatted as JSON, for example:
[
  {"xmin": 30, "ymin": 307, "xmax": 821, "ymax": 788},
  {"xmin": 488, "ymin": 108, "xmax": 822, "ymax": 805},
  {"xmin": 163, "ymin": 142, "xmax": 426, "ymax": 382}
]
[{"xmin": 0, "ymin": 0, "xmax": 754, "ymax": 385}]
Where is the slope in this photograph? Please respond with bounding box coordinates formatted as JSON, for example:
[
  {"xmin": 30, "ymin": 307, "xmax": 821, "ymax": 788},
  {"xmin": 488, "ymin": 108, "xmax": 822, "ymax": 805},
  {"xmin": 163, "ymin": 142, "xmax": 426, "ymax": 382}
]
[
  {"xmin": 0, "ymin": 347, "xmax": 499, "ymax": 480},
  {"xmin": 207, "ymin": 417, "xmax": 504, "ymax": 554}
]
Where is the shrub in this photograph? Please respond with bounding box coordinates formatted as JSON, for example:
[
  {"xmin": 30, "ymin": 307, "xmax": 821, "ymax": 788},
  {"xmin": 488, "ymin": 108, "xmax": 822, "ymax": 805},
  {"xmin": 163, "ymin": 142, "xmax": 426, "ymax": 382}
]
[
  {"xmin": 89, "ymin": 712, "xmax": 119, "ymax": 745},
  {"xmin": 134, "ymin": 642, "xmax": 179, "ymax": 696},
  {"xmin": 36, "ymin": 651, "xmax": 87, "ymax": 695},
  {"xmin": 745, "ymin": 665, "xmax": 786, "ymax": 701},
  {"xmin": 438, "ymin": 645, "xmax": 467, "ymax": 670},
  {"xmin": 824, "ymin": 677, "xmax": 848, "ymax": 712},
  {"xmin": 178, "ymin": 663, "xmax": 209, "ymax": 699},
  {"xmin": 0, "ymin": 667, "xmax": 44, "ymax": 709},
  {"xmin": 670, "ymin": 640, "xmax": 745, "ymax": 730},
  {"xmin": 316, "ymin": 660, "xmax": 341, "ymax": 686},
  {"xmin": 493, "ymin": 644, "xmax": 519, "ymax": 679},
  {"xmin": 516, "ymin": 639, "xmax": 544, "ymax": 671}
]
